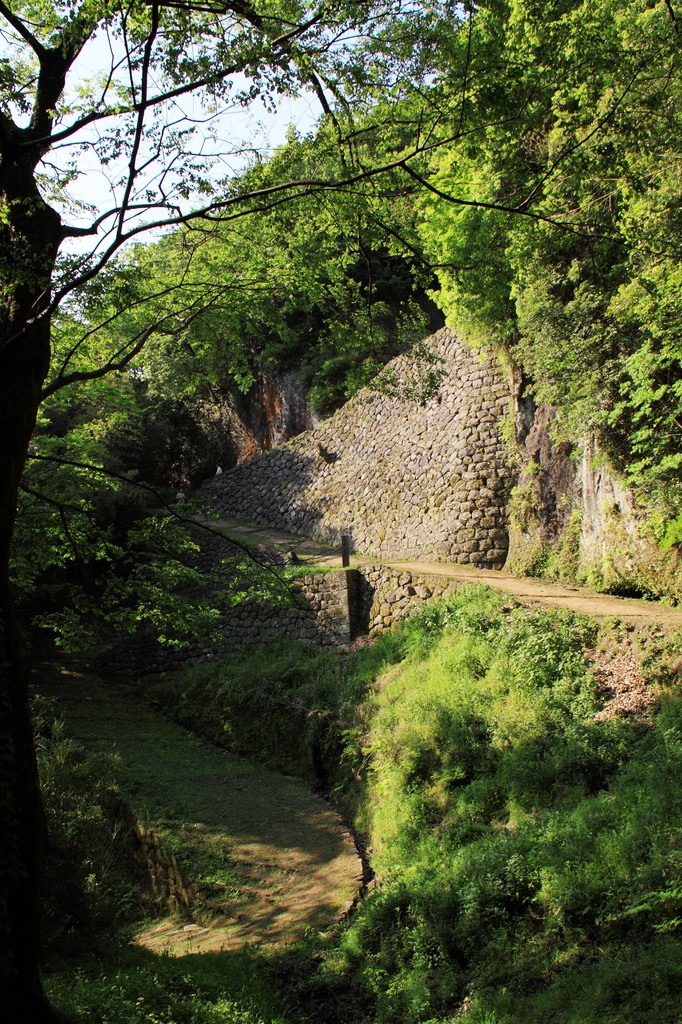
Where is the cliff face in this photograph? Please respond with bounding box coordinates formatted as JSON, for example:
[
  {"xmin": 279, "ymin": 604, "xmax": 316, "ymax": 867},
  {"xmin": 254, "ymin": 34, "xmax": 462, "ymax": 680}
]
[
  {"xmin": 507, "ymin": 402, "xmax": 682, "ymax": 600},
  {"xmin": 195, "ymin": 372, "xmax": 313, "ymax": 473},
  {"xmin": 204, "ymin": 328, "xmax": 514, "ymax": 567}
]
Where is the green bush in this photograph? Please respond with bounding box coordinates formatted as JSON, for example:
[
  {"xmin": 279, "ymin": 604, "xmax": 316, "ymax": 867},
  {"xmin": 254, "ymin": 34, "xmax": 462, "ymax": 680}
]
[{"xmin": 324, "ymin": 590, "xmax": 682, "ymax": 1023}]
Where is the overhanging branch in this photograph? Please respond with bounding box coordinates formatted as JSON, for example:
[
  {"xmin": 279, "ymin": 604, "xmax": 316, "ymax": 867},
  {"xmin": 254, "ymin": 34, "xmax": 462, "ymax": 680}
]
[{"xmin": 26, "ymin": 453, "xmax": 292, "ymax": 592}]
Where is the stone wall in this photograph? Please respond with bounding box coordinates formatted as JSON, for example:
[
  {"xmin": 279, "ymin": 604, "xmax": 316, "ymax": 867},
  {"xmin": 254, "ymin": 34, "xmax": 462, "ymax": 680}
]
[
  {"xmin": 203, "ymin": 329, "xmax": 513, "ymax": 568},
  {"xmin": 106, "ymin": 569, "xmax": 354, "ymax": 677},
  {"xmin": 356, "ymin": 566, "xmax": 461, "ymax": 636},
  {"xmin": 107, "ymin": 565, "xmax": 486, "ymax": 678}
]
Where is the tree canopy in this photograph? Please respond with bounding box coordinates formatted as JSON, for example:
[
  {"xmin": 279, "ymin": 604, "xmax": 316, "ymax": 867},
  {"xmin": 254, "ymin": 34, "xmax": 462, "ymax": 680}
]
[
  {"xmin": 418, "ymin": 0, "xmax": 682, "ymax": 532},
  {"xmin": 0, "ymin": 3, "xmax": 463, "ymax": 1019}
]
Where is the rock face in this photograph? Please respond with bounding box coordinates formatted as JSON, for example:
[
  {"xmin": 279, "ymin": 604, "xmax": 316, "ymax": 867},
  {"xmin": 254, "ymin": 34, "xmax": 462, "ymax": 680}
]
[
  {"xmin": 508, "ymin": 401, "xmax": 682, "ymax": 600},
  {"xmin": 204, "ymin": 329, "xmax": 514, "ymax": 568},
  {"xmin": 197, "ymin": 371, "xmax": 313, "ymax": 471}
]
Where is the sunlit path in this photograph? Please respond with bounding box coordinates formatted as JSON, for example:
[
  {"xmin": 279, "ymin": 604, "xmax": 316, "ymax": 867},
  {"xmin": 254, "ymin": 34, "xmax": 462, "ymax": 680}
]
[
  {"xmin": 203, "ymin": 515, "xmax": 682, "ymax": 629},
  {"xmin": 38, "ymin": 667, "xmax": 362, "ymax": 955}
]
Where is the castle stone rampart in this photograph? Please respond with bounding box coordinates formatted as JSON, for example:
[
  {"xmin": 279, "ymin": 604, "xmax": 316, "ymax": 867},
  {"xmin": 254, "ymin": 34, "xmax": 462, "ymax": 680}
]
[{"xmin": 204, "ymin": 329, "xmax": 513, "ymax": 567}]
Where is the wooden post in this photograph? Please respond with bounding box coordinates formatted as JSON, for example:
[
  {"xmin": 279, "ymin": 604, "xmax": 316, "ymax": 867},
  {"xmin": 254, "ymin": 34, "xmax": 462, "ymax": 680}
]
[{"xmin": 341, "ymin": 534, "xmax": 350, "ymax": 567}]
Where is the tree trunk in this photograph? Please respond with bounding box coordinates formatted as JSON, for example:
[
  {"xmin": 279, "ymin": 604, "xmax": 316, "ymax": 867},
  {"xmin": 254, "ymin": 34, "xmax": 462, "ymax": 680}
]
[{"xmin": 0, "ymin": 155, "xmax": 64, "ymax": 1021}]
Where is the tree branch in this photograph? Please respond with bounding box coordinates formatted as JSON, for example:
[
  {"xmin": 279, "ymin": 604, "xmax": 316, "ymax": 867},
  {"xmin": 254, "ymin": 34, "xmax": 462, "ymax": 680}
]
[
  {"xmin": 43, "ymin": 269, "xmax": 273, "ymax": 398},
  {"xmin": 40, "ymin": 324, "xmax": 156, "ymax": 399},
  {"xmin": 664, "ymin": 0, "xmax": 682, "ymax": 48},
  {"xmin": 116, "ymin": 1, "xmax": 160, "ymax": 241},
  {"xmin": 26, "ymin": 453, "xmax": 291, "ymax": 590},
  {"xmin": 19, "ymin": 480, "xmax": 95, "ymax": 519},
  {"xmin": 0, "ymin": 1, "xmax": 46, "ymax": 57},
  {"xmin": 27, "ymin": 4, "xmax": 325, "ymax": 151},
  {"xmin": 400, "ymin": 163, "xmax": 611, "ymax": 239}
]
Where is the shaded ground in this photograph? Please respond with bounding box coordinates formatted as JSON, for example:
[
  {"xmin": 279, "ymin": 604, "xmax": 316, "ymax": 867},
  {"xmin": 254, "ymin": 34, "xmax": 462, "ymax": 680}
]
[
  {"xmin": 202, "ymin": 514, "xmax": 345, "ymax": 568},
  {"xmin": 205, "ymin": 515, "xmax": 682, "ymax": 628},
  {"xmin": 35, "ymin": 664, "xmax": 362, "ymax": 955}
]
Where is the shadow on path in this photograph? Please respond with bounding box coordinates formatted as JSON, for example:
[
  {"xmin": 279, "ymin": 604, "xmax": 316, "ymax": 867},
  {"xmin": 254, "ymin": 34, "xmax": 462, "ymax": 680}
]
[{"xmin": 34, "ymin": 664, "xmax": 363, "ymax": 955}]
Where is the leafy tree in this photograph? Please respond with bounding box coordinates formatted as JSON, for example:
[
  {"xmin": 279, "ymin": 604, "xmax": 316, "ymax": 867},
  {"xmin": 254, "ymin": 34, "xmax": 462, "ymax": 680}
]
[
  {"xmin": 418, "ymin": 0, "xmax": 682, "ymax": 528},
  {"xmin": 87, "ymin": 126, "xmax": 438, "ymax": 423},
  {"xmin": 7, "ymin": 0, "xmax": 674, "ymax": 1014},
  {"xmin": 0, "ymin": 2, "xmax": 465, "ymax": 1017}
]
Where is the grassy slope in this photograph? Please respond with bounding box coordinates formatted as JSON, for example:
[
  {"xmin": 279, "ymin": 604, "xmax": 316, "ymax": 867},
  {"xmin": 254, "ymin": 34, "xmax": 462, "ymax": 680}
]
[
  {"xmin": 330, "ymin": 591, "xmax": 682, "ymax": 1023},
  {"xmin": 153, "ymin": 585, "xmax": 682, "ymax": 1024},
  {"xmin": 40, "ymin": 584, "xmax": 682, "ymax": 1023},
  {"xmin": 37, "ymin": 670, "xmax": 359, "ymax": 1024}
]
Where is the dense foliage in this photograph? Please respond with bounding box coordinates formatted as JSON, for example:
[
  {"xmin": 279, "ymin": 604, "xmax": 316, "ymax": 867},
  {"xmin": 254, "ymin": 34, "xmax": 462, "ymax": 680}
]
[
  {"xmin": 10, "ymin": 2, "xmax": 682, "ymax": 1021},
  {"xmin": 22, "ymin": 1, "xmax": 681, "ymax": 623},
  {"xmin": 13, "ymin": 1, "xmax": 682, "ymax": 631},
  {"xmin": 418, "ymin": 0, "xmax": 682, "ymax": 534}
]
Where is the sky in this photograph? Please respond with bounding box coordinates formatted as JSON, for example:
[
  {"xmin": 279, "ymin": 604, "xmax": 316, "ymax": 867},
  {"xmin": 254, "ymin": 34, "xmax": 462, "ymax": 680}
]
[{"xmin": 40, "ymin": 26, "xmax": 323, "ymax": 251}]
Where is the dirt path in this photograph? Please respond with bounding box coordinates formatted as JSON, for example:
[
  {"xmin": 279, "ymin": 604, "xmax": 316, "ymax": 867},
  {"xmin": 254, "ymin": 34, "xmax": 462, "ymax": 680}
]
[
  {"xmin": 206, "ymin": 515, "xmax": 682, "ymax": 629},
  {"xmin": 385, "ymin": 561, "xmax": 682, "ymax": 627},
  {"xmin": 35, "ymin": 664, "xmax": 363, "ymax": 956}
]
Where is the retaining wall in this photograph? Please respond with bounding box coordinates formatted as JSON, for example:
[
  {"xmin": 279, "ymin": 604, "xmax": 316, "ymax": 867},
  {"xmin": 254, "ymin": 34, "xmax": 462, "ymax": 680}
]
[
  {"xmin": 106, "ymin": 569, "xmax": 353, "ymax": 677},
  {"xmin": 203, "ymin": 329, "xmax": 513, "ymax": 568},
  {"xmin": 357, "ymin": 565, "xmax": 462, "ymax": 636},
  {"xmin": 107, "ymin": 565, "xmax": 483, "ymax": 677}
]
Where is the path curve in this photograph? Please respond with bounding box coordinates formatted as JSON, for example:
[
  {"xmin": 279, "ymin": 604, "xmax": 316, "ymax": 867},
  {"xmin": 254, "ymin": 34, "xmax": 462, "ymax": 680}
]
[{"xmin": 35, "ymin": 664, "xmax": 363, "ymax": 956}]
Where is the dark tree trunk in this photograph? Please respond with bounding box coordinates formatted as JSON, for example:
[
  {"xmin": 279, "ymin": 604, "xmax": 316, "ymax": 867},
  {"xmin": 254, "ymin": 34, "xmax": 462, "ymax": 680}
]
[{"xmin": 0, "ymin": 144, "xmax": 65, "ymax": 1022}]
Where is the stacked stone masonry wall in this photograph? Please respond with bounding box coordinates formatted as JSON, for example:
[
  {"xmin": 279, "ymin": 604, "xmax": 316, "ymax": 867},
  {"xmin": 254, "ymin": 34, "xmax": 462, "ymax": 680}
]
[
  {"xmin": 357, "ymin": 566, "xmax": 461, "ymax": 636},
  {"xmin": 108, "ymin": 566, "xmax": 479, "ymax": 678},
  {"xmin": 106, "ymin": 570, "xmax": 353, "ymax": 677},
  {"xmin": 204, "ymin": 329, "xmax": 513, "ymax": 568}
]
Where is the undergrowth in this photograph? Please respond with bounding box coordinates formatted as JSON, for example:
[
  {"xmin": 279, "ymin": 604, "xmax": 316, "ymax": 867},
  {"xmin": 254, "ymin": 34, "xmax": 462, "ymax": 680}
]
[
  {"xmin": 34, "ymin": 701, "xmax": 138, "ymax": 957},
  {"xmin": 40, "ymin": 584, "xmax": 682, "ymax": 1023},
  {"xmin": 44, "ymin": 945, "xmax": 293, "ymax": 1024},
  {"xmin": 323, "ymin": 590, "xmax": 682, "ymax": 1023}
]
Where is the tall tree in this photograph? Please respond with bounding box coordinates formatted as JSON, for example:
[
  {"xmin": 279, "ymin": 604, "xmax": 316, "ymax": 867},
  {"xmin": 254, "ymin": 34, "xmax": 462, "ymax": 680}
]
[{"xmin": 0, "ymin": 1, "xmax": 461, "ymax": 1017}]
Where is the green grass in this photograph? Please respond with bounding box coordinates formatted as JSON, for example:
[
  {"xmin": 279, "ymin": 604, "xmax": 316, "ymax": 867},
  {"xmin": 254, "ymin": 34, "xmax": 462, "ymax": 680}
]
[
  {"xmin": 147, "ymin": 639, "xmax": 363, "ymax": 799},
  {"xmin": 44, "ymin": 944, "xmax": 295, "ymax": 1024},
  {"xmin": 323, "ymin": 590, "xmax": 682, "ymax": 1023},
  {"xmin": 39, "ymin": 585, "xmax": 682, "ymax": 1023}
]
